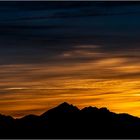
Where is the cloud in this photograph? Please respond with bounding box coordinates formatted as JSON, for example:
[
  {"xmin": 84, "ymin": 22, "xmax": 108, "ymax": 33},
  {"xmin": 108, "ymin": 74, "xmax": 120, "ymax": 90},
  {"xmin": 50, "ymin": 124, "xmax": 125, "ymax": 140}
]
[
  {"xmin": 0, "ymin": 1, "xmax": 140, "ymax": 66},
  {"xmin": 0, "ymin": 51, "xmax": 140, "ymax": 117},
  {"xmin": 0, "ymin": 2, "xmax": 140, "ymax": 117}
]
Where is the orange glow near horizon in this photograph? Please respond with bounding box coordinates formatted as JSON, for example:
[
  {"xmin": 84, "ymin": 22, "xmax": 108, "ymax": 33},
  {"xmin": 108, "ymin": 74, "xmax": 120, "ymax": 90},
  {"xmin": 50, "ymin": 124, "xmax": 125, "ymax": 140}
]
[{"xmin": 0, "ymin": 45, "xmax": 140, "ymax": 118}]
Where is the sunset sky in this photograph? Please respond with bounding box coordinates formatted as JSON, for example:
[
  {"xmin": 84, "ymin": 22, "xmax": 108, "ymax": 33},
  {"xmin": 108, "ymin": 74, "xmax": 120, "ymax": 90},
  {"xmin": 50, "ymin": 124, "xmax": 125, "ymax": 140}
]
[{"xmin": 1, "ymin": 1, "xmax": 140, "ymax": 118}]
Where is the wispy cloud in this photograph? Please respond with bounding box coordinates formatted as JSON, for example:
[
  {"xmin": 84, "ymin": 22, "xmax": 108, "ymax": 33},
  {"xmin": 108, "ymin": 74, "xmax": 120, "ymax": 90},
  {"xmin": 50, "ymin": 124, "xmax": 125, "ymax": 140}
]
[{"xmin": 0, "ymin": 2, "xmax": 140, "ymax": 118}]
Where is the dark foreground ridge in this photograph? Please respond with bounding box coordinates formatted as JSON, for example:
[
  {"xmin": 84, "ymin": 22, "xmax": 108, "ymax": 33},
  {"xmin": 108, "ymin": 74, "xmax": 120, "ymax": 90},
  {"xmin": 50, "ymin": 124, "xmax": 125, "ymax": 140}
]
[{"xmin": 0, "ymin": 102, "xmax": 140, "ymax": 138}]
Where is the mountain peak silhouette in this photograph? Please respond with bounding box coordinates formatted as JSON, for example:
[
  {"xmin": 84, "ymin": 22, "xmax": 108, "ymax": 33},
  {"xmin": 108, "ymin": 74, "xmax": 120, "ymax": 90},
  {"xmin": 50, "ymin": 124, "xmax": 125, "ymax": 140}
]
[
  {"xmin": 41, "ymin": 102, "xmax": 79, "ymax": 118},
  {"xmin": 56, "ymin": 102, "xmax": 79, "ymax": 112},
  {"xmin": 81, "ymin": 106, "xmax": 98, "ymax": 112},
  {"xmin": 99, "ymin": 107, "xmax": 110, "ymax": 113},
  {"xmin": 58, "ymin": 102, "xmax": 71, "ymax": 107},
  {"xmin": 0, "ymin": 114, "xmax": 14, "ymax": 121}
]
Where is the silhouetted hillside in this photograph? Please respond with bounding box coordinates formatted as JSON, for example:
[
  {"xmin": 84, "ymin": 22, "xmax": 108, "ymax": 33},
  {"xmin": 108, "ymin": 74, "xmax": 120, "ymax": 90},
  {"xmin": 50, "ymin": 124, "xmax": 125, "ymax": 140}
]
[{"xmin": 0, "ymin": 102, "xmax": 140, "ymax": 138}]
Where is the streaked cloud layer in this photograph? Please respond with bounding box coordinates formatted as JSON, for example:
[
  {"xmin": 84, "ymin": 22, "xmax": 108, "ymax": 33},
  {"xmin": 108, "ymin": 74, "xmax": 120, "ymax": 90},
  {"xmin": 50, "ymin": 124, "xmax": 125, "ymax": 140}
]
[{"xmin": 0, "ymin": 2, "xmax": 140, "ymax": 117}]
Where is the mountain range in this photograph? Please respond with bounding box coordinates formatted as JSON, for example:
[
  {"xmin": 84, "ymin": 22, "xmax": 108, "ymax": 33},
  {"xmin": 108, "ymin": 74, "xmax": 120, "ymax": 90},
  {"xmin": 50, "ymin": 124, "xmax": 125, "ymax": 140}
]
[{"xmin": 0, "ymin": 102, "xmax": 140, "ymax": 138}]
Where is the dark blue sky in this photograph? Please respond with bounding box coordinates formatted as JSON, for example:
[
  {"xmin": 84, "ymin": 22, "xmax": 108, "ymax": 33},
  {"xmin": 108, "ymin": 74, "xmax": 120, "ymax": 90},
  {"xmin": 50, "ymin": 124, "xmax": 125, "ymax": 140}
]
[{"xmin": 0, "ymin": 1, "xmax": 140, "ymax": 65}]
